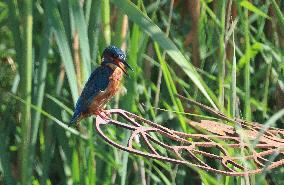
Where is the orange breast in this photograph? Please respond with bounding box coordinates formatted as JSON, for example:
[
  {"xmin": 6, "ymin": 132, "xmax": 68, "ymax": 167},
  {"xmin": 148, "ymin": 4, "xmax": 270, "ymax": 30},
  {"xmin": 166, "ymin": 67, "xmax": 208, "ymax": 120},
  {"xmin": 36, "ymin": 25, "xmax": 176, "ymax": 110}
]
[{"xmin": 88, "ymin": 67, "xmax": 124, "ymax": 114}]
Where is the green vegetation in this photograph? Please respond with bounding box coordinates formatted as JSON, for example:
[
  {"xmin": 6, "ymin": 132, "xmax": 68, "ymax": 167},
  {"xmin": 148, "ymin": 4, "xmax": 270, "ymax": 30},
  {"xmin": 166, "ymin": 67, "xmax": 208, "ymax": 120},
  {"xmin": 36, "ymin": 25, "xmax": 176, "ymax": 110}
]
[{"xmin": 0, "ymin": 0, "xmax": 284, "ymax": 184}]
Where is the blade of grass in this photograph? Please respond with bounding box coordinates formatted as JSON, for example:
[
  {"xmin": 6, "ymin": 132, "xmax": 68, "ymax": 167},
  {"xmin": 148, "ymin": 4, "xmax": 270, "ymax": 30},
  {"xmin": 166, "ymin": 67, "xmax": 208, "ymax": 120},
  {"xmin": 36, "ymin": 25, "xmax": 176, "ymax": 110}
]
[
  {"xmin": 151, "ymin": 164, "xmax": 171, "ymax": 185},
  {"xmin": 242, "ymin": 6, "xmax": 252, "ymax": 121},
  {"xmin": 261, "ymin": 54, "xmax": 272, "ymax": 117},
  {"xmin": 111, "ymin": 0, "xmax": 219, "ymax": 109},
  {"xmin": 253, "ymin": 108, "xmax": 284, "ymax": 146},
  {"xmin": 89, "ymin": 0, "xmax": 101, "ymax": 66},
  {"xmin": 71, "ymin": 0, "xmax": 91, "ymax": 80},
  {"xmin": 46, "ymin": 94, "xmax": 73, "ymax": 114},
  {"xmin": 120, "ymin": 131, "xmax": 130, "ymax": 185},
  {"xmin": 154, "ymin": 43, "xmax": 187, "ymax": 131},
  {"xmin": 59, "ymin": 0, "xmax": 72, "ymax": 46},
  {"xmin": 9, "ymin": 93, "xmax": 87, "ymax": 139},
  {"xmin": 39, "ymin": 115, "xmax": 55, "ymax": 185},
  {"xmin": 87, "ymin": 119, "xmax": 96, "ymax": 185},
  {"xmin": 240, "ymin": 1, "xmax": 270, "ymax": 19},
  {"xmin": 84, "ymin": 0, "xmax": 92, "ymax": 25},
  {"xmin": 31, "ymin": 19, "xmax": 51, "ymax": 150},
  {"xmin": 198, "ymin": 170, "xmax": 222, "ymax": 185},
  {"xmin": 200, "ymin": 0, "xmax": 222, "ymax": 28},
  {"xmin": 154, "ymin": 0, "xmax": 174, "ymax": 115},
  {"xmin": 20, "ymin": 0, "xmax": 33, "ymax": 184},
  {"xmin": 217, "ymin": 0, "xmax": 226, "ymax": 109},
  {"xmin": 102, "ymin": 0, "xmax": 111, "ymax": 45},
  {"xmin": 30, "ymin": 16, "xmax": 51, "ymax": 185},
  {"xmin": 230, "ymin": 28, "xmax": 237, "ymax": 117},
  {"xmin": 271, "ymin": 0, "xmax": 284, "ymax": 31},
  {"xmin": 46, "ymin": 0, "xmax": 78, "ymax": 103},
  {"xmin": 113, "ymin": 10, "xmax": 125, "ymax": 46}
]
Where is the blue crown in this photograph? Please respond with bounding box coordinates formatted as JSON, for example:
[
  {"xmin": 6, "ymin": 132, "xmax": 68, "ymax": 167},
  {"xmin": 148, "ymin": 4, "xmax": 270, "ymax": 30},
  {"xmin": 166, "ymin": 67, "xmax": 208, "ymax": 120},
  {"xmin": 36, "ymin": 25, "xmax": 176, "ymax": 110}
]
[{"xmin": 102, "ymin": 45, "xmax": 126, "ymax": 62}]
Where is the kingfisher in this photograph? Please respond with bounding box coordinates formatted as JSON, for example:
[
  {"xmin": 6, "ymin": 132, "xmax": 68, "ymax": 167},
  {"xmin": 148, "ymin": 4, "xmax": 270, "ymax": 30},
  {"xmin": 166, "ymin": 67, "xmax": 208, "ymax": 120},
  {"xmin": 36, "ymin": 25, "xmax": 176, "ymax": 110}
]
[{"xmin": 69, "ymin": 45, "xmax": 132, "ymax": 125}]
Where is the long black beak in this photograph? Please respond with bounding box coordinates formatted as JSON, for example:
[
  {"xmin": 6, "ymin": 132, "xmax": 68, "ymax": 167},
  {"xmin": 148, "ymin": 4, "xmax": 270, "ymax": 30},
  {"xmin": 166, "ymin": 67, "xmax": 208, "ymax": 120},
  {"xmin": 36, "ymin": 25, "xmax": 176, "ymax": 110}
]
[
  {"xmin": 118, "ymin": 60, "xmax": 133, "ymax": 76},
  {"xmin": 122, "ymin": 60, "xmax": 133, "ymax": 71}
]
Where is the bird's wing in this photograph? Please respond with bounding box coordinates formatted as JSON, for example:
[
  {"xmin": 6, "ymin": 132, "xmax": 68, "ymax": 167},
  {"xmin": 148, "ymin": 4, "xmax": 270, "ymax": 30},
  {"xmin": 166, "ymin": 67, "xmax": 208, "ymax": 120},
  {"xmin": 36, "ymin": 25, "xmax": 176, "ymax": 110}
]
[{"xmin": 70, "ymin": 66, "xmax": 113, "ymax": 124}]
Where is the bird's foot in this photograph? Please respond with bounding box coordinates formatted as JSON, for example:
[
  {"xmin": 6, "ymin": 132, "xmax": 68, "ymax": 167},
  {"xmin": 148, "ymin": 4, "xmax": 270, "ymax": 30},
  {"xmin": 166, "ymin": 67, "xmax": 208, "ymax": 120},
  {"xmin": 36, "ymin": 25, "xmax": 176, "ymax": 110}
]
[{"xmin": 96, "ymin": 109, "xmax": 111, "ymax": 120}]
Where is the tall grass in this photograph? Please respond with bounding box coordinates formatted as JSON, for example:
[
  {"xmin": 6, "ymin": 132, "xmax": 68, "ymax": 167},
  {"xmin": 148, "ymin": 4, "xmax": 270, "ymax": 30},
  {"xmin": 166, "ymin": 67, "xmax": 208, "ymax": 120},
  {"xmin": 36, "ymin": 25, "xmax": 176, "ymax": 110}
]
[{"xmin": 0, "ymin": 0, "xmax": 284, "ymax": 185}]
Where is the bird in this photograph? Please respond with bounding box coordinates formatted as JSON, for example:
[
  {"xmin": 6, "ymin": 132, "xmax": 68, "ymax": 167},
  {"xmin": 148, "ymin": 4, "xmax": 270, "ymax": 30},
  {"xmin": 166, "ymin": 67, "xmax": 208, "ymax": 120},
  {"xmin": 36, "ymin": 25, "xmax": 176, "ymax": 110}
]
[{"xmin": 69, "ymin": 45, "xmax": 133, "ymax": 125}]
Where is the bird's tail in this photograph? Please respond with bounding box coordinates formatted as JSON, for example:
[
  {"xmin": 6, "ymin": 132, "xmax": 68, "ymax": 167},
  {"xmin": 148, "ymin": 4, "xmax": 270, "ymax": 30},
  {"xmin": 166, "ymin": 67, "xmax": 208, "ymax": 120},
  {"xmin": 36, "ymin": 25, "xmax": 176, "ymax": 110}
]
[{"xmin": 69, "ymin": 110, "xmax": 81, "ymax": 126}]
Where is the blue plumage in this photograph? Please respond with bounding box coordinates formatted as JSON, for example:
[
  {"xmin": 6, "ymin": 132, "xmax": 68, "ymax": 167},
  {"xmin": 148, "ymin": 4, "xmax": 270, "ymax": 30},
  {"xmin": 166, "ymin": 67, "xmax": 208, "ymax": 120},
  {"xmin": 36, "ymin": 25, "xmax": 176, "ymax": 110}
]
[
  {"xmin": 69, "ymin": 45, "xmax": 132, "ymax": 125},
  {"xmin": 102, "ymin": 45, "xmax": 126, "ymax": 62},
  {"xmin": 69, "ymin": 65, "xmax": 113, "ymax": 124}
]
